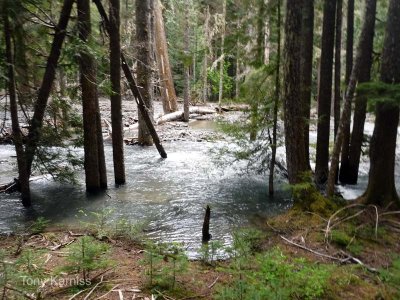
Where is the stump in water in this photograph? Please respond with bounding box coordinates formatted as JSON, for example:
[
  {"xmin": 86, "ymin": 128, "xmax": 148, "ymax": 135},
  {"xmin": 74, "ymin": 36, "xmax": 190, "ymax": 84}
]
[{"xmin": 202, "ymin": 205, "xmax": 211, "ymax": 243}]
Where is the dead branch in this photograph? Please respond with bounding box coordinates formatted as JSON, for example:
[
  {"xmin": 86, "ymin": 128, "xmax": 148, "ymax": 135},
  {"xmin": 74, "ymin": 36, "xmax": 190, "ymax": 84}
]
[
  {"xmin": 208, "ymin": 276, "xmax": 219, "ymax": 289},
  {"xmin": 4, "ymin": 284, "xmax": 36, "ymax": 300},
  {"xmin": 281, "ymin": 235, "xmax": 344, "ymax": 261}
]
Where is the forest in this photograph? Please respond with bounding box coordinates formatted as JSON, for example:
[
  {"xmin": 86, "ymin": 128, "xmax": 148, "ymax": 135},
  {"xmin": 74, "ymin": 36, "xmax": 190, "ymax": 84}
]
[{"xmin": 0, "ymin": 0, "xmax": 400, "ymax": 299}]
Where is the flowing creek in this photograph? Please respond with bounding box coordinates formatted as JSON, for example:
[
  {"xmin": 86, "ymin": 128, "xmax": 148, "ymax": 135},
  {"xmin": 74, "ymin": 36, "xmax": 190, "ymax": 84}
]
[
  {"xmin": 0, "ymin": 129, "xmax": 292, "ymax": 257},
  {"xmin": 1, "ymin": 119, "xmax": 399, "ymax": 257}
]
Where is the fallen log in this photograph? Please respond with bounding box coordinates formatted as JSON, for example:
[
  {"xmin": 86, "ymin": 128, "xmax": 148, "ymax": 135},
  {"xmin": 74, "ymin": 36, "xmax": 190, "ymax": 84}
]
[
  {"xmin": 220, "ymin": 104, "xmax": 250, "ymax": 112},
  {"xmin": 0, "ymin": 175, "xmax": 52, "ymax": 193},
  {"xmin": 156, "ymin": 107, "xmax": 216, "ymax": 125}
]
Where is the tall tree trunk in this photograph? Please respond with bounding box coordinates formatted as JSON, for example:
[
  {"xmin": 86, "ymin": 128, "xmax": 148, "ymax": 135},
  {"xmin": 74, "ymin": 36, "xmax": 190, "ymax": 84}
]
[
  {"xmin": 218, "ymin": 0, "xmax": 227, "ymax": 112},
  {"xmin": 93, "ymin": 0, "xmax": 167, "ymax": 159},
  {"xmin": 109, "ymin": 0, "xmax": 126, "ymax": 184},
  {"xmin": 339, "ymin": 0, "xmax": 354, "ymax": 183},
  {"xmin": 283, "ymin": 0, "xmax": 308, "ymax": 186},
  {"xmin": 25, "ymin": 0, "xmax": 74, "ymax": 176},
  {"xmin": 78, "ymin": 0, "xmax": 102, "ymax": 193},
  {"xmin": 333, "ymin": 0, "xmax": 342, "ymax": 139},
  {"xmin": 326, "ymin": 0, "xmax": 378, "ymax": 196},
  {"xmin": 183, "ymin": 0, "xmax": 190, "ymax": 122},
  {"xmin": 154, "ymin": 0, "xmax": 178, "ymax": 113},
  {"xmin": 3, "ymin": 0, "xmax": 31, "ymax": 207},
  {"xmin": 315, "ymin": 0, "xmax": 337, "ymax": 185},
  {"xmin": 136, "ymin": 0, "xmax": 154, "ymax": 146},
  {"xmin": 202, "ymin": 6, "xmax": 210, "ymax": 103},
  {"xmin": 346, "ymin": 1, "xmax": 377, "ymax": 184},
  {"xmin": 269, "ymin": 0, "xmax": 281, "ymax": 196},
  {"xmin": 361, "ymin": 0, "xmax": 400, "ymax": 207},
  {"xmin": 300, "ymin": 0, "xmax": 314, "ymax": 169}
]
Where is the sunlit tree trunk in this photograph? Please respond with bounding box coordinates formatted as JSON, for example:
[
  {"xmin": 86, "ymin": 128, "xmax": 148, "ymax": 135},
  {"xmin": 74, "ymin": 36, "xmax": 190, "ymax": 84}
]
[
  {"xmin": 136, "ymin": 0, "xmax": 154, "ymax": 146},
  {"xmin": 315, "ymin": 0, "xmax": 336, "ymax": 185},
  {"xmin": 154, "ymin": 0, "xmax": 178, "ymax": 113},
  {"xmin": 3, "ymin": 0, "xmax": 31, "ymax": 206}
]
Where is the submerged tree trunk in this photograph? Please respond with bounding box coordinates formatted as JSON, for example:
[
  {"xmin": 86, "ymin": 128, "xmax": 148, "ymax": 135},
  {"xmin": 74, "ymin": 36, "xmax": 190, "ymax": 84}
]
[
  {"xmin": 96, "ymin": 98, "xmax": 108, "ymax": 189},
  {"xmin": 315, "ymin": 0, "xmax": 336, "ymax": 185},
  {"xmin": 326, "ymin": 0, "xmax": 378, "ymax": 196},
  {"xmin": 109, "ymin": 0, "xmax": 126, "ymax": 184},
  {"xmin": 361, "ymin": 0, "xmax": 400, "ymax": 207},
  {"xmin": 269, "ymin": 0, "xmax": 281, "ymax": 196},
  {"xmin": 136, "ymin": 0, "xmax": 154, "ymax": 145},
  {"xmin": 300, "ymin": 0, "xmax": 314, "ymax": 169},
  {"xmin": 25, "ymin": 0, "xmax": 74, "ymax": 176},
  {"xmin": 339, "ymin": 0, "xmax": 355, "ymax": 183},
  {"xmin": 78, "ymin": 0, "xmax": 102, "ymax": 193},
  {"xmin": 154, "ymin": 0, "xmax": 178, "ymax": 113},
  {"xmin": 3, "ymin": 1, "xmax": 31, "ymax": 206},
  {"xmin": 283, "ymin": 0, "xmax": 308, "ymax": 186},
  {"xmin": 93, "ymin": 0, "xmax": 167, "ymax": 159},
  {"xmin": 218, "ymin": 0, "xmax": 227, "ymax": 112}
]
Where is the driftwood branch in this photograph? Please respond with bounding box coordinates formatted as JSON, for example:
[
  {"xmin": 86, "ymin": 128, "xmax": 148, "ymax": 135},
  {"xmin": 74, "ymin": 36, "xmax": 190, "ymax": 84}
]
[{"xmin": 280, "ymin": 235, "xmax": 378, "ymax": 273}]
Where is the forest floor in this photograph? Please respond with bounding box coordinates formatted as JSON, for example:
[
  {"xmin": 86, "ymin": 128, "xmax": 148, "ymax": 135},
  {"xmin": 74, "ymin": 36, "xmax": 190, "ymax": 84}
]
[{"xmin": 0, "ymin": 205, "xmax": 399, "ymax": 300}]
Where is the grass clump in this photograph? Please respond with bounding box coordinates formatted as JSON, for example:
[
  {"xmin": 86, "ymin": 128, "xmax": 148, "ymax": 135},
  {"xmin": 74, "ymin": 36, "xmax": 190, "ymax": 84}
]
[{"xmin": 216, "ymin": 247, "xmax": 336, "ymax": 300}]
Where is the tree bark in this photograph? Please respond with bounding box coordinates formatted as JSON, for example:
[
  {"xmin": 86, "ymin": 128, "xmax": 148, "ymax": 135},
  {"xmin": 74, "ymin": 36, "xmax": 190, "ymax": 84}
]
[
  {"xmin": 202, "ymin": 6, "xmax": 210, "ymax": 103},
  {"xmin": 183, "ymin": 1, "xmax": 190, "ymax": 122},
  {"xmin": 3, "ymin": 0, "xmax": 31, "ymax": 206},
  {"xmin": 109, "ymin": 0, "xmax": 126, "ymax": 184},
  {"xmin": 300, "ymin": 0, "xmax": 314, "ymax": 169},
  {"xmin": 96, "ymin": 97, "xmax": 108, "ymax": 189},
  {"xmin": 78, "ymin": 0, "xmax": 102, "ymax": 193},
  {"xmin": 361, "ymin": 0, "xmax": 400, "ymax": 207},
  {"xmin": 25, "ymin": 0, "xmax": 74, "ymax": 176},
  {"xmin": 136, "ymin": 0, "xmax": 154, "ymax": 146},
  {"xmin": 154, "ymin": 0, "xmax": 178, "ymax": 113},
  {"xmin": 326, "ymin": 0, "xmax": 378, "ymax": 196},
  {"xmin": 333, "ymin": 0, "xmax": 342, "ymax": 140},
  {"xmin": 283, "ymin": 0, "xmax": 308, "ymax": 186},
  {"xmin": 218, "ymin": 0, "xmax": 227, "ymax": 112},
  {"xmin": 315, "ymin": 0, "xmax": 336, "ymax": 185},
  {"xmin": 93, "ymin": 0, "xmax": 167, "ymax": 159},
  {"xmin": 346, "ymin": 0, "xmax": 377, "ymax": 184},
  {"xmin": 269, "ymin": 0, "xmax": 281, "ymax": 196},
  {"xmin": 339, "ymin": 0, "xmax": 354, "ymax": 183}
]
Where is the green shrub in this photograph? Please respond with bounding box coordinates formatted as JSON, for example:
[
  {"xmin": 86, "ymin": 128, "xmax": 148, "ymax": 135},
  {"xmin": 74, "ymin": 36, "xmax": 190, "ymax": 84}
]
[
  {"xmin": 61, "ymin": 235, "xmax": 112, "ymax": 282},
  {"xmin": 141, "ymin": 241, "xmax": 188, "ymax": 289}
]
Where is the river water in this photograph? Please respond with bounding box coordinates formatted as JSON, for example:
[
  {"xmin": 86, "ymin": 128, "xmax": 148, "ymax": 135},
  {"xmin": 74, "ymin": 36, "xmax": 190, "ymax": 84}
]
[
  {"xmin": 0, "ymin": 135, "xmax": 292, "ymax": 256},
  {"xmin": 1, "ymin": 118, "xmax": 399, "ymax": 256}
]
